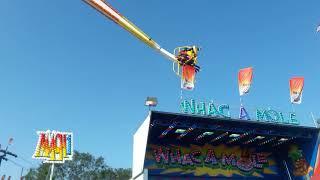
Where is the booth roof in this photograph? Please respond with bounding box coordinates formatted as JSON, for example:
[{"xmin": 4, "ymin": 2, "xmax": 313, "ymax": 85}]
[{"xmin": 148, "ymin": 111, "xmax": 319, "ymax": 149}]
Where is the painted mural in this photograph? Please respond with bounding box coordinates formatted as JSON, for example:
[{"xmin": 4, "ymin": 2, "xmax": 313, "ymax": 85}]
[
  {"xmin": 145, "ymin": 144, "xmax": 280, "ymax": 178},
  {"xmin": 286, "ymin": 144, "xmax": 320, "ymax": 180},
  {"xmin": 288, "ymin": 145, "xmax": 312, "ymax": 177}
]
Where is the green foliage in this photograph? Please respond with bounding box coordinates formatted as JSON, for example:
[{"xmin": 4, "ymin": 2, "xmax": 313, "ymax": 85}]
[{"xmin": 24, "ymin": 151, "xmax": 131, "ymax": 180}]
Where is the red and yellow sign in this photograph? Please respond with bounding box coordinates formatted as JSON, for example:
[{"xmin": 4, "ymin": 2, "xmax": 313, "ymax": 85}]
[
  {"xmin": 289, "ymin": 77, "xmax": 304, "ymax": 104},
  {"xmin": 33, "ymin": 130, "xmax": 73, "ymax": 163},
  {"xmin": 238, "ymin": 67, "xmax": 253, "ymax": 96}
]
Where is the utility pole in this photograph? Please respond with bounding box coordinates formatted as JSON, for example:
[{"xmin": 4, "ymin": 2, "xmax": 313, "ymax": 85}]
[
  {"xmin": 20, "ymin": 167, "xmax": 24, "ymax": 178},
  {"xmin": 0, "ymin": 138, "xmax": 17, "ymax": 168}
]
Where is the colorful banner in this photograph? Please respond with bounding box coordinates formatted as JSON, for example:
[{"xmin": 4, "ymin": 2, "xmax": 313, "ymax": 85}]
[
  {"xmin": 238, "ymin": 67, "xmax": 253, "ymax": 96},
  {"xmin": 145, "ymin": 144, "xmax": 280, "ymax": 178},
  {"xmin": 289, "ymin": 77, "xmax": 304, "ymax": 104},
  {"xmin": 181, "ymin": 65, "xmax": 196, "ymax": 90},
  {"xmin": 32, "ymin": 130, "xmax": 73, "ymax": 163}
]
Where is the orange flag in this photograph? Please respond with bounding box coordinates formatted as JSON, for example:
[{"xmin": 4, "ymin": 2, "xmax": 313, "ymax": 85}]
[
  {"xmin": 181, "ymin": 65, "xmax": 196, "ymax": 90},
  {"xmin": 238, "ymin": 67, "xmax": 253, "ymax": 96},
  {"xmin": 289, "ymin": 77, "xmax": 304, "ymax": 104}
]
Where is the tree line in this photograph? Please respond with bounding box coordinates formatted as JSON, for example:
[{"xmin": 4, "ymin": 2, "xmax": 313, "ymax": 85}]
[{"xmin": 24, "ymin": 151, "xmax": 131, "ymax": 180}]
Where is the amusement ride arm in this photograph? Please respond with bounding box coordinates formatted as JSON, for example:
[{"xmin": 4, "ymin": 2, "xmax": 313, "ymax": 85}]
[{"xmin": 84, "ymin": 0, "xmax": 177, "ymax": 62}]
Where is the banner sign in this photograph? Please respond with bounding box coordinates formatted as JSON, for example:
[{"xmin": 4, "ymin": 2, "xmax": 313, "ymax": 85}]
[
  {"xmin": 181, "ymin": 65, "xmax": 196, "ymax": 90},
  {"xmin": 33, "ymin": 130, "xmax": 73, "ymax": 163},
  {"xmin": 180, "ymin": 99, "xmax": 299, "ymax": 125},
  {"xmin": 145, "ymin": 143, "xmax": 318, "ymax": 179},
  {"xmin": 145, "ymin": 144, "xmax": 280, "ymax": 178},
  {"xmin": 290, "ymin": 77, "xmax": 304, "ymax": 104},
  {"xmin": 238, "ymin": 67, "xmax": 253, "ymax": 96}
]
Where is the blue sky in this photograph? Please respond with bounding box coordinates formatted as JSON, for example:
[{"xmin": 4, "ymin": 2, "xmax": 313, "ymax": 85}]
[{"xmin": 0, "ymin": 0, "xmax": 319, "ymax": 178}]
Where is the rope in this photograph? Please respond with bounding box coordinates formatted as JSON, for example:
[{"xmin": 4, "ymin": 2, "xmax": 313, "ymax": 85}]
[
  {"xmin": 18, "ymin": 156, "xmax": 37, "ymax": 167},
  {"xmin": 7, "ymin": 159, "xmax": 25, "ymax": 169}
]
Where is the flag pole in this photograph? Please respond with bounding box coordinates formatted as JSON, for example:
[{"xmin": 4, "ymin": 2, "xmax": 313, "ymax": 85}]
[
  {"xmin": 311, "ymin": 112, "xmax": 318, "ymax": 128},
  {"xmin": 240, "ymin": 96, "xmax": 243, "ymax": 106},
  {"xmin": 49, "ymin": 163, "xmax": 54, "ymax": 180},
  {"xmin": 291, "ymin": 103, "xmax": 295, "ymax": 113}
]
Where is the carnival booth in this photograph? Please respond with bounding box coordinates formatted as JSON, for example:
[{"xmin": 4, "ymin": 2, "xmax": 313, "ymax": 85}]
[{"xmin": 132, "ymin": 110, "xmax": 320, "ymax": 180}]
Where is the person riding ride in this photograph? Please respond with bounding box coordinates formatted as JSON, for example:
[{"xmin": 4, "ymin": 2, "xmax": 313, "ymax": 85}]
[{"xmin": 177, "ymin": 46, "xmax": 200, "ymax": 72}]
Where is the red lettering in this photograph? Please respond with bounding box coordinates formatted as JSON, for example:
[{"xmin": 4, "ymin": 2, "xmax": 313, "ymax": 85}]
[
  {"xmin": 205, "ymin": 149, "xmax": 218, "ymax": 164},
  {"xmin": 153, "ymin": 147, "xmax": 169, "ymax": 164}
]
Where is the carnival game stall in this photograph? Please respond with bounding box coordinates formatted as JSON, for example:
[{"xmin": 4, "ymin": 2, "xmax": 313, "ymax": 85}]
[{"xmin": 132, "ymin": 111, "xmax": 320, "ymax": 180}]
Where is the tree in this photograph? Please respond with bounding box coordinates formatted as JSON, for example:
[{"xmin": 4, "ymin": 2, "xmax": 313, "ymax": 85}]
[{"xmin": 24, "ymin": 151, "xmax": 131, "ymax": 180}]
